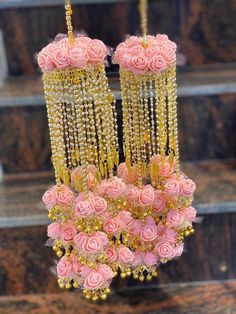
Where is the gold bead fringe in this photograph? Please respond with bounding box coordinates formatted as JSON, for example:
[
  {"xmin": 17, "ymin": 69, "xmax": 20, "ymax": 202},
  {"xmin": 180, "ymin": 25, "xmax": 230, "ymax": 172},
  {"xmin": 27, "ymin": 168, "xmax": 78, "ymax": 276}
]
[
  {"xmin": 43, "ymin": 65, "xmax": 119, "ymax": 188},
  {"xmin": 120, "ymin": 65, "xmax": 180, "ymax": 186}
]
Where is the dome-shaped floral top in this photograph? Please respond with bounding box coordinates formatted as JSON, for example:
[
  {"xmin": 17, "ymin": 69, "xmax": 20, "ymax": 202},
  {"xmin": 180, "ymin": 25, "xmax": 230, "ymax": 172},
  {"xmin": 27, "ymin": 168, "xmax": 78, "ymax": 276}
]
[
  {"xmin": 38, "ymin": 35, "xmax": 108, "ymax": 72},
  {"xmin": 114, "ymin": 34, "xmax": 177, "ymax": 74}
]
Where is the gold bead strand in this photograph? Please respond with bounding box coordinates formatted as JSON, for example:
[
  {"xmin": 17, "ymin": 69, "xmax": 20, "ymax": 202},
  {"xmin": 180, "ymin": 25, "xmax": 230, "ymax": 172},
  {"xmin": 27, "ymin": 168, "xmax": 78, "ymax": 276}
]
[
  {"xmin": 74, "ymin": 72, "xmax": 88, "ymax": 193},
  {"xmin": 131, "ymin": 77, "xmax": 143, "ymax": 186},
  {"xmin": 149, "ymin": 78, "xmax": 156, "ymax": 155},
  {"xmin": 143, "ymin": 79, "xmax": 152, "ymax": 161},
  {"xmin": 128, "ymin": 74, "xmax": 137, "ymax": 169},
  {"xmin": 97, "ymin": 65, "xmax": 116, "ymax": 177},
  {"xmin": 170, "ymin": 65, "xmax": 180, "ymax": 172},
  {"xmin": 138, "ymin": 79, "xmax": 147, "ymax": 178},
  {"xmin": 43, "ymin": 79, "xmax": 61, "ymax": 185},
  {"xmin": 86, "ymin": 70, "xmax": 99, "ymax": 168},
  {"xmin": 154, "ymin": 78, "xmax": 160, "ymax": 155},
  {"xmin": 120, "ymin": 70, "xmax": 131, "ymax": 167},
  {"xmin": 65, "ymin": 0, "xmax": 74, "ymax": 45},
  {"xmin": 157, "ymin": 74, "xmax": 167, "ymax": 157},
  {"xmin": 139, "ymin": 0, "xmax": 148, "ymax": 46}
]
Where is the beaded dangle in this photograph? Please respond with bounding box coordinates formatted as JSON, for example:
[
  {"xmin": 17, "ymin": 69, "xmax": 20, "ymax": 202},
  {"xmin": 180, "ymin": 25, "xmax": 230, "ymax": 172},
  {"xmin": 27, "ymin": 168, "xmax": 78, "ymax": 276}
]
[
  {"xmin": 112, "ymin": 0, "xmax": 197, "ymax": 281},
  {"xmin": 38, "ymin": 0, "xmax": 119, "ymax": 301}
]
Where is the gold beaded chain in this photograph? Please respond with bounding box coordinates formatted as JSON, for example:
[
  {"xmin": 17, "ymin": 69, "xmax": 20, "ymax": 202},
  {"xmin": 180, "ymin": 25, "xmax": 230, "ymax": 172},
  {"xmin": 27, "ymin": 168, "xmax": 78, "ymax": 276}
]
[
  {"xmin": 65, "ymin": 0, "xmax": 74, "ymax": 44},
  {"xmin": 139, "ymin": 0, "xmax": 148, "ymax": 46}
]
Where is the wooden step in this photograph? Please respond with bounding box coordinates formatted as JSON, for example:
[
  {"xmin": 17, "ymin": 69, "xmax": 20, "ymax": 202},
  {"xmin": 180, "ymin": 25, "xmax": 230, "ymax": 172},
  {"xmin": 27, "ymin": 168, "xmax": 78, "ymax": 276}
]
[{"xmin": 0, "ymin": 280, "xmax": 235, "ymax": 314}]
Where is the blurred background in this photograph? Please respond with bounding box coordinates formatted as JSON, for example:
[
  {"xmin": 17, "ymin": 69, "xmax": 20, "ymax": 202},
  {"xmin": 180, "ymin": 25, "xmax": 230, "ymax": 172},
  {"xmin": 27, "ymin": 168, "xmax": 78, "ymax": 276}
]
[{"xmin": 0, "ymin": 0, "xmax": 236, "ymax": 313}]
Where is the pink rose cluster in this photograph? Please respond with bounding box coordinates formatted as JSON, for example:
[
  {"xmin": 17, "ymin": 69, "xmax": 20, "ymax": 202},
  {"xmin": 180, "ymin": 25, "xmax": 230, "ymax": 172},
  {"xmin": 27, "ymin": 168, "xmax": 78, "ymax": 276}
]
[
  {"xmin": 38, "ymin": 35, "xmax": 108, "ymax": 72},
  {"xmin": 114, "ymin": 34, "xmax": 177, "ymax": 74},
  {"xmin": 57, "ymin": 255, "xmax": 114, "ymax": 291},
  {"xmin": 43, "ymin": 154, "xmax": 196, "ymax": 298}
]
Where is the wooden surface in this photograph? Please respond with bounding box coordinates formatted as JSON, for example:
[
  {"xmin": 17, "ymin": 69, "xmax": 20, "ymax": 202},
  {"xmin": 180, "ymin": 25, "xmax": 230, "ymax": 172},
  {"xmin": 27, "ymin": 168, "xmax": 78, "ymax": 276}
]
[{"xmin": 0, "ymin": 280, "xmax": 236, "ymax": 313}]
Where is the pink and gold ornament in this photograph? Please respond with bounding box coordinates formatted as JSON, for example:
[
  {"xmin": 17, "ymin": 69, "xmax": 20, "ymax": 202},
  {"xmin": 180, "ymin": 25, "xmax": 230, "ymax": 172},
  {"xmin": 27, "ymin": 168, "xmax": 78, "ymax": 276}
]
[{"xmin": 40, "ymin": 0, "xmax": 197, "ymax": 302}]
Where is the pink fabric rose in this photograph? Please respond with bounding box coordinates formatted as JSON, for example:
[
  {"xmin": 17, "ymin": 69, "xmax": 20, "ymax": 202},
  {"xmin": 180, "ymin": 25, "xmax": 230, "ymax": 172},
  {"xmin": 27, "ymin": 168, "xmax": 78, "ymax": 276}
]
[
  {"xmin": 126, "ymin": 36, "xmax": 141, "ymax": 48},
  {"xmin": 103, "ymin": 218, "xmax": 122, "ymax": 234},
  {"xmin": 174, "ymin": 243, "xmax": 184, "ymax": 257},
  {"xmin": 156, "ymin": 34, "xmax": 169, "ymax": 43},
  {"xmin": 84, "ymin": 270, "xmax": 104, "ymax": 290},
  {"xmin": 82, "ymin": 236, "xmax": 103, "ymax": 254},
  {"xmin": 106, "ymin": 177, "xmax": 126, "ymax": 198},
  {"xmin": 138, "ymin": 185, "xmax": 155, "ymax": 207},
  {"xmin": 97, "ymin": 264, "xmax": 114, "ymax": 280},
  {"xmin": 47, "ymin": 222, "xmax": 61, "ymax": 239},
  {"xmin": 156, "ymin": 221, "xmax": 165, "ymax": 236},
  {"xmin": 182, "ymin": 206, "xmax": 197, "ymax": 222},
  {"xmin": 162, "ymin": 226, "xmax": 178, "ymax": 243},
  {"xmin": 52, "ymin": 43, "xmax": 70, "ymax": 70},
  {"xmin": 38, "ymin": 44, "xmax": 54, "ymax": 71},
  {"xmin": 118, "ymin": 246, "xmax": 134, "ymax": 264},
  {"xmin": 57, "ymin": 185, "xmax": 74, "ymax": 207},
  {"xmin": 105, "ymin": 246, "xmax": 118, "ymax": 263},
  {"xmin": 149, "ymin": 55, "xmax": 167, "ymax": 73},
  {"xmin": 69, "ymin": 46, "xmax": 88, "ymax": 68},
  {"xmin": 87, "ymin": 39, "xmax": 107, "ymax": 64},
  {"xmin": 74, "ymin": 232, "xmax": 88, "ymax": 248},
  {"xmin": 93, "ymin": 196, "xmax": 107, "ymax": 215},
  {"xmin": 126, "ymin": 185, "xmax": 140, "ymax": 203},
  {"xmin": 95, "ymin": 231, "xmax": 108, "ymax": 247},
  {"xmin": 143, "ymin": 251, "xmax": 158, "ymax": 266},
  {"xmin": 181, "ymin": 179, "xmax": 196, "ymax": 196},
  {"xmin": 74, "ymin": 200, "xmax": 94, "ymax": 217},
  {"xmin": 70, "ymin": 255, "xmax": 82, "ymax": 274},
  {"xmin": 131, "ymin": 54, "xmax": 148, "ymax": 74},
  {"xmin": 60, "ymin": 223, "xmax": 77, "ymax": 243},
  {"xmin": 156, "ymin": 241, "xmax": 174, "ymax": 259},
  {"xmin": 114, "ymin": 42, "xmax": 126, "ymax": 63},
  {"xmin": 131, "ymin": 252, "xmax": 143, "ymax": 267},
  {"xmin": 159, "ymin": 158, "xmax": 175, "ymax": 177},
  {"xmin": 153, "ymin": 191, "xmax": 166, "ymax": 212},
  {"xmin": 161, "ymin": 44, "xmax": 176, "ymax": 65},
  {"xmin": 118, "ymin": 210, "xmax": 133, "ymax": 227},
  {"xmin": 57, "ymin": 256, "xmax": 73, "ymax": 278},
  {"xmin": 117, "ymin": 163, "xmax": 138, "ymax": 184},
  {"xmin": 126, "ymin": 219, "xmax": 142, "ymax": 236},
  {"xmin": 96, "ymin": 180, "xmax": 109, "ymax": 196},
  {"xmin": 42, "ymin": 187, "xmax": 57, "ymax": 209},
  {"xmin": 140, "ymin": 224, "xmax": 157, "ymax": 242},
  {"xmin": 167, "ymin": 209, "xmax": 185, "ymax": 228},
  {"xmin": 164, "ymin": 179, "xmax": 181, "ymax": 197}
]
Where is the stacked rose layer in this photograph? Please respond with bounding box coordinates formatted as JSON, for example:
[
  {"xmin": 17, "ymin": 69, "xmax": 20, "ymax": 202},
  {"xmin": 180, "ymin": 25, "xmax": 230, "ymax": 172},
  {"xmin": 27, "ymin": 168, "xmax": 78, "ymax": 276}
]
[
  {"xmin": 43, "ymin": 155, "xmax": 196, "ymax": 300},
  {"xmin": 113, "ymin": 34, "xmax": 176, "ymax": 74},
  {"xmin": 38, "ymin": 35, "xmax": 108, "ymax": 72}
]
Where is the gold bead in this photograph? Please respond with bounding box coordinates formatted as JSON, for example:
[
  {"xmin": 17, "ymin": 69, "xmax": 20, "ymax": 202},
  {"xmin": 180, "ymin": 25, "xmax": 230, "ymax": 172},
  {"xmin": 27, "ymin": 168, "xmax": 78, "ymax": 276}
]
[
  {"xmin": 85, "ymin": 293, "xmax": 91, "ymax": 300},
  {"xmin": 146, "ymin": 274, "xmax": 153, "ymax": 281},
  {"xmin": 152, "ymin": 271, "xmax": 158, "ymax": 277},
  {"xmin": 73, "ymin": 282, "xmax": 79, "ymax": 288},
  {"xmin": 101, "ymin": 294, "xmax": 107, "ymax": 300},
  {"xmin": 184, "ymin": 230, "xmax": 190, "ymax": 237},
  {"xmin": 120, "ymin": 272, "xmax": 126, "ymax": 279},
  {"xmin": 59, "ymin": 283, "xmax": 65, "ymax": 289},
  {"xmin": 190, "ymin": 228, "xmax": 195, "ymax": 234},
  {"xmin": 65, "ymin": 283, "xmax": 72, "ymax": 289},
  {"xmin": 83, "ymin": 289, "xmax": 88, "ymax": 294},
  {"xmin": 113, "ymin": 271, "xmax": 118, "ymax": 277},
  {"xmin": 139, "ymin": 275, "xmax": 145, "ymax": 282},
  {"xmin": 133, "ymin": 273, "xmax": 139, "ymax": 280},
  {"xmin": 53, "ymin": 245, "xmax": 58, "ymax": 251},
  {"xmin": 105, "ymin": 288, "xmax": 110, "ymax": 294},
  {"xmin": 57, "ymin": 250, "xmax": 63, "ymax": 257},
  {"xmin": 92, "ymin": 295, "xmax": 98, "ymax": 301},
  {"xmin": 126, "ymin": 271, "xmax": 131, "ymax": 277}
]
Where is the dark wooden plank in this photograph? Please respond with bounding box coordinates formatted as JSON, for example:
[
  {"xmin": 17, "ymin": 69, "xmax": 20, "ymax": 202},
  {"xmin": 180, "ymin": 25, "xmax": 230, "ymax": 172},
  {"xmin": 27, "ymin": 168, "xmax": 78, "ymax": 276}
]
[{"xmin": 0, "ymin": 280, "xmax": 236, "ymax": 314}]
